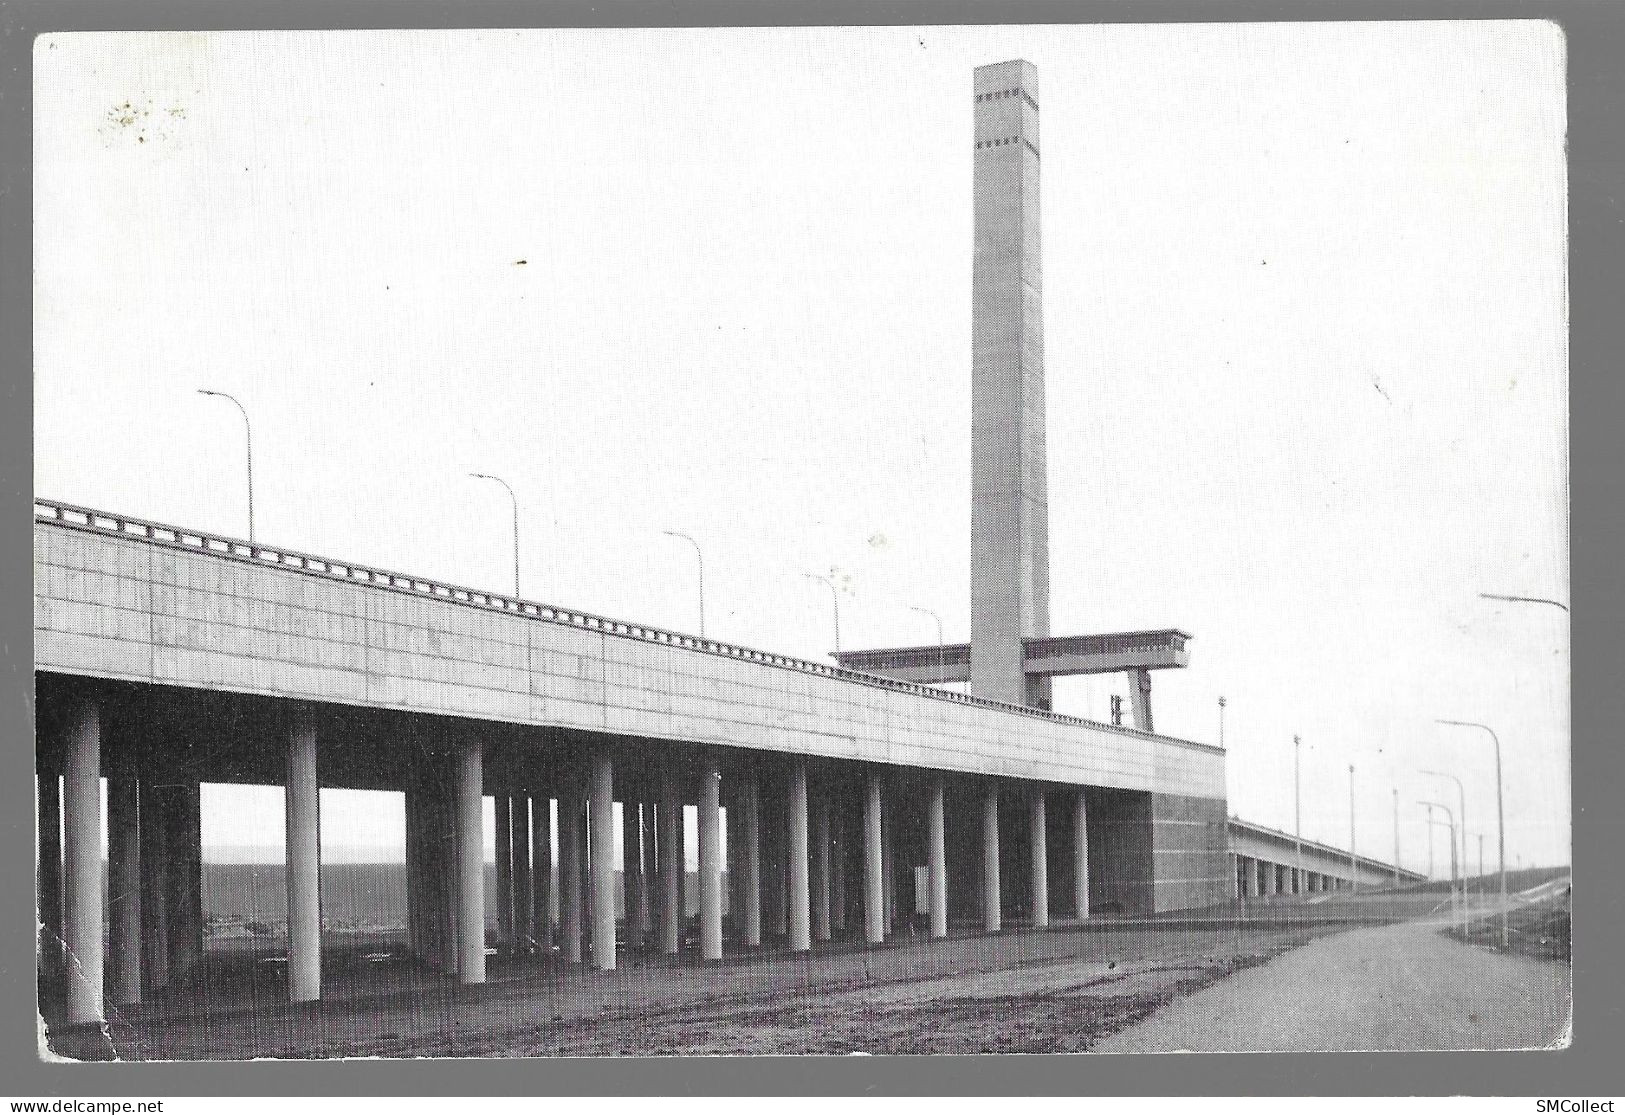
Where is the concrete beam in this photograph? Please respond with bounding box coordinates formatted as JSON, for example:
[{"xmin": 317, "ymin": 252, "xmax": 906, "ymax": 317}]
[
  {"xmin": 622, "ymin": 792, "xmax": 643, "ymax": 951},
  {"xmin": 107, "ymin": 774, "xmax": 141, "ymax": 1006},
  {"xmin": 166, "ymin": 782, "xmax": 204, "ymax": 982},
  {"xmin": 638, "ymin": 800, "xmax": 655, "ymax": 941},
  {"xmin": 1030, "ymin": 787, "xmax": 1049, "ymax": 928},
  {"xmin": 658, "ymin": 763, "xmax": 681, "ymax": 955},
  {"xmin": 880, "ymin": 788, "xmax": 895, "ymax": 934},
  {"xmin": 533, "ymin": 791, "xmax": 554, "ymax": 945},
  {"xmin": 589, "ymin": 749, "xmax": 616, "ymax": 971},
  {"xmin": 515, "ymin": 796, "xmax": 534, "ymax": 950},
  {"xmin": 561, "ymin": 787, "xmax": 584, "ymax": 964},
  {"xmin": 813, "ymin": 794, "xmax": 832, "ymax": 943},
  {"xmin": 787, "ymin": 759, "xmax": 811, "ymax": 952},
  {"xmin": 285, "ymin": 707, "xmax": 322, "ymax": 1002},
  {"xmin": 37, "ymin": 773, "xmax": 64, "ymax": 989},
  {"xmin": 495, "ymin": 794, "xmax": 512, "ymax": 950},
  {"xmin": 831, "ymin": 803, "xmax": 847, "ymax": 934},
  {"xmin": 983, "ymin": 782, "xmax": 1001, "ymax": 933},
  {"xmin": 455, "ymin": 738, "xmax": 486, "ymax": 983},
  {"xmin": 1128, "ymin": 668, "xmax": 1154, "ymax": 733},
  {"xmin": 740, "ymin": 771, "xmax": 761, "ymax": 947},
  {"xmin": 62, "ymin": 696, "xmax": 102, "ymax": 1026},
  {"xmin": 698, "ymin": 758, "xmax": 723, "ymax": 961},
  {"xmin": 927, "ymin": 774, "xmax": 947, "ymax": 939},
  {"xmin": 1072, "ymin": 789, "xmax": 1089, "ymax": 919},
  {"xmin": 863, "ymin": 770, "xmax": 884, "ymax": 945}
]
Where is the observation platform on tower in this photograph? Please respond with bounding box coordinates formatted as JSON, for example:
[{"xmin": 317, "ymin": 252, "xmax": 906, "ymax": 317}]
[{"xmin": 834, "ymin": 629, "xmax": 1193, "ymax": 686}]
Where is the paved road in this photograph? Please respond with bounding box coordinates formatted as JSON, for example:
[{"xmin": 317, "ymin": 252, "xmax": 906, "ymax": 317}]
[{"xmin": 1094, "ymin": 914, "xmax": 1571, "ymax": 1052}]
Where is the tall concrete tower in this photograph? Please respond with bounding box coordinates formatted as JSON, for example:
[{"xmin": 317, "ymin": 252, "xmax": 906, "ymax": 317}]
[
  {"xmin": 970, "ymin": 59, "xmax": 1049, "ymax": 708},
  {"xmin": 839, "ymin": 61, "xmax": 1189, "ymax": 733}
]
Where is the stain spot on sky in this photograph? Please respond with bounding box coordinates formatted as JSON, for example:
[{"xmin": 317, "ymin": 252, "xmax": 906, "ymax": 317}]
[{"xmin": 102, "ymin": 99, "xmax": 186, "ymax": 147}]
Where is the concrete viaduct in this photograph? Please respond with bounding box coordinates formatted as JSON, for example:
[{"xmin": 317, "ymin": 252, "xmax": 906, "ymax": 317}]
[
  {"xmin": 1228, "ymin": 818, "xmax": 1426, "ymax": 899},
  {"xmin": 34, "ymin": 500, "xmax": 1233, "ymax": 1029}
]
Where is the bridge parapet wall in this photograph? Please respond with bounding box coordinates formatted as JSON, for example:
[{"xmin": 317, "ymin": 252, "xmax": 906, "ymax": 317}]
[{"xmin": 35, "ymin": 505, "xmax": 1225, "ymax": 797}]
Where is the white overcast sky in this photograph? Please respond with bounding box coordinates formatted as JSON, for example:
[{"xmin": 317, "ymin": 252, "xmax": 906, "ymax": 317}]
[{"xmin": 35, "ymin": 22, "xmax": 1567, "ymax": 875}]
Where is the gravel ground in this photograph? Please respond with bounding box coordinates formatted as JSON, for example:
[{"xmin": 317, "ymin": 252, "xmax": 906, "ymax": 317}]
[{"xmin": 99, "ymin": 921, "xmax": 1336, "ymax": 1059}]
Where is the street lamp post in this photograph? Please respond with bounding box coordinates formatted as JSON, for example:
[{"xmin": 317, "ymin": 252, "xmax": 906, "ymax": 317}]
[
  {"xmin": 1217, "ymin": 696, "xmax": 1227, "ymax": 749},
  {"xmin": 1436, "ymin": 719, "xmax": 1508, "ymax": 949},
  {"xmin": 1419, "ymin": 767, "xmax": 1467, "ymax": 909},
  {"xmin": 802, "ymin": 572, "xmax": 841, "ymax": 656},
  {"xmin": 1293, "ymin": 735, "xmax": 1303, "ymax": 896},
  {"xmin": 469, "ymin": 473, "xmax": 520, "ymax": 597},
  {"xmin": 1420, "ymin": 801, "xmax": 1463, "ymax": 937},
  {"xmin": 908, "ymin": 605, "xmax": 945, "ymax": 685},
  {"xmin": 197, "ymin": 389, "xmax": 254, "ymax": 541},
  {"xmin": 662, "ymin": 531, "xmax": 706, "ymax": 637},
  {"xmin": 1478, "ymin": 592, "xmax": 1568, "ymax": 612},
  {"xmin": 1348, "ymin": 763, "xmax": 1357, "ymax": 893},
  {"xmin": 1477, "ymin": 832, "xmax": 1485, "ymax": 908},
  {"xmin": 1392, "ymin": 787, "xmax": 1400, "ymax": 888}
]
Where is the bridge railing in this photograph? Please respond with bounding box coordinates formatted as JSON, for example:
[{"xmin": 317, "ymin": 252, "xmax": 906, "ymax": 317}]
[
  {"xmin": 34, "ymin": 499, "xmax": 1223, "ymax": 756},
  {"xmin": 1023, "ymin": 630, "xmax": 1190, "ymax": 660}
]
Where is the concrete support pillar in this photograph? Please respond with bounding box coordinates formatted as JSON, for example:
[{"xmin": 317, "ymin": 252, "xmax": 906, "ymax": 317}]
[
  {"xmin": 637, "ymin": 801, "xmax": 655, "ymax": 940},
  {"xmin": 880, "ymin": 795, "xmax": 895, "ymax": 934},
  {"xmin": 560, "ymin": 788, "xmax": 584, "ymax": 964},
  {"xmin": 787, "ymin": 758, "xmax": 811, "ymax": 952},
  {"xmin": 927, "ymin": 774, "xmax": 947, "ymax": 939},
  {"xmin": 532, "ymin": 792, "xmax": 553, "ymax": 943},
  {"xmin": 831, "ymin": 806, "xmax": 847, "ymax": 933},
  {"xmin": 698, "ymin": 758, "xmax": 723, "ymax": 961},
  {"xmin": 761, "ymin": 779, "xmax": 786, "ymax": 937},
  {"xmin": 437, "ymin": 780, "xmax": 460, "ymax": 973},
  {"xmin": 285, "ymin": 707, "xmax": 322, "ymax": 1003},
  {"xmin": 863, "ymin": 770, "xmax": 884, "ymax": 945},
  {"xmin": 409, "ymin": 783, "xmax": 441, "ymax": 965},
  {"xmin": 494, "ymin": 794, "xmax": 513, "ymax": 950},
  {"xmin": 1029, "ymin": 788, "xmax": 1049, "ymax": 928},
  {"xmin": 813, "ymin": 795, "xmax": 832, "ymax": 943},
  {"xmin": 37, "ymin": 773, "xmax": 64, "ymax": 986},
  {"xmin": 589, "ymin": 750, "xmax": 616, "ymax": 971},
  {"xmin": 982, "ymin": 782, "xmax": 1001, "ymax": 933},
  {"xmin": 107, "ymin": 775, "xmax": 142, "ymax": 1006},
  {"xmin": 454, "ymin": 738, "xmax": 486, "ymax": 984},
  {"xmin": 138, "ymin": 778, "xmax": 168, "ymax": 992},
  {"xmin": 514, "ymin": 796, "xmax": 533, "ymax": 949},
  {"xmin": 1072, "ymin": 789, "xmax": 1089, "ymax": 919},
  {"xmin": 622, "ymin": 793, "xmax": 644, "ymax": 950},
  {"xmin": 167, "ymin": 782, "xmax": 204, "ymax": 982},
  {"xmin": 740, "ymin": 772, "xmax": 761, "ymax": 947},
  {"xmin": 62, "ymin": 696, "xmax": 103, "ymax": 1027},
  {"xmin": 1263, "ymin": 860, "xmax": 1277, "ymax": 898},
  {"xmin": 658, "ymin": 765, "xmax": 682, "ymax": 955},
  {"xmin": 1128, "ymin": 667, "xmax": 1154, "ymax": 733},
  {"xmin": 406, "ymin": 786, "xmax": 425, "ymax": 962}
]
